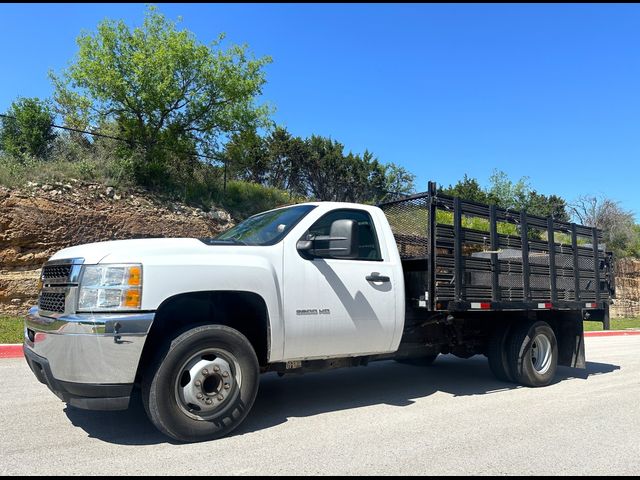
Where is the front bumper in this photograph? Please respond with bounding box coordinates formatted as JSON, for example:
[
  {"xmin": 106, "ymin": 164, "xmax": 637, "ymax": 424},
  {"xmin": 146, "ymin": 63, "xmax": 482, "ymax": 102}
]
[{"xmin": 24, "ymin": 306, "xmax": 154, "ymax": 410}]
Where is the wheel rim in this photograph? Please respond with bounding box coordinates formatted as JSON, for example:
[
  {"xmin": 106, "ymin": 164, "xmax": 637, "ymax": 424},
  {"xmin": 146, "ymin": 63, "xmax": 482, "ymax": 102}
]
[
  {"xmin": 530, "ymin": 334, "xmax": 552, "ymax": 375},
  {"xmin": 174, "ymin": 348, "xmax": 242, "ymax": 421}
]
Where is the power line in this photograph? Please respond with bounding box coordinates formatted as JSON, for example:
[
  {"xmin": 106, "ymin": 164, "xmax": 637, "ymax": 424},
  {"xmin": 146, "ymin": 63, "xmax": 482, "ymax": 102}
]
[{"xmin": 0, "ymin": 113, "xmax": 221, "ymax": 164}]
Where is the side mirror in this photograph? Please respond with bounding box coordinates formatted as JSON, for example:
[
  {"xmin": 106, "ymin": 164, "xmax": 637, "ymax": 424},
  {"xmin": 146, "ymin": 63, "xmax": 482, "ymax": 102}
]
[
  {"xmin": 326, "ymin": 219, "xmax": 358, "ymax": 258},
  {"xmin": 296, "ymin": 219, "xmax": 359, "ymax": 259}
]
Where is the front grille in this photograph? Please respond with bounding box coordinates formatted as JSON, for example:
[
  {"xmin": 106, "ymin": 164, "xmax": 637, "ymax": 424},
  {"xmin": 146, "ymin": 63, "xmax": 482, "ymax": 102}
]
[
  {"xmin": 42, "ymin": 264, "xmax": 73, "ymax": 282},
  {"xmin": 39, "ymin": 292, "xmax": 66, "ymax": 313}
]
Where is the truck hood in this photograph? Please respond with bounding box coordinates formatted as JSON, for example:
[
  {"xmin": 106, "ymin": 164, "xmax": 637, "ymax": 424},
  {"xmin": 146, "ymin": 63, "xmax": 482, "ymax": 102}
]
[{"xmin": 50, "ymin": 238, "xmax": 222, "ymax": 265}]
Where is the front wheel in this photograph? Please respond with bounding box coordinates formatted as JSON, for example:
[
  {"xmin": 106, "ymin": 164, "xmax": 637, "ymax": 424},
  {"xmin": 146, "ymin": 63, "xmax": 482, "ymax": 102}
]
[{"xmin": 142, "ymin": 325, "xmax": 260, "ymax": 442}]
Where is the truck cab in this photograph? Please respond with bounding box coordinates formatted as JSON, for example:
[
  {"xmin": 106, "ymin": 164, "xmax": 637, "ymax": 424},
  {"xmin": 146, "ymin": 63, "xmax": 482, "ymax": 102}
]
[{"xmin": 24, "ymin": 202, "xmax": 406, "ymax": 440}]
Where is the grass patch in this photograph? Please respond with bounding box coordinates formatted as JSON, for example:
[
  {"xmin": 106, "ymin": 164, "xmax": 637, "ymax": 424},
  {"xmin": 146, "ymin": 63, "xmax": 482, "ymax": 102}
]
[
  {"xmin": 584, "ymin": 318, "xmax": 640, "ymax": 331},
  {"xmin": 0, "ymin": 316, "xmax": 24, "ymax": 344},
  {"xmin": 0, "ymin": 148, "xmax": 136, "ymax": 190}
]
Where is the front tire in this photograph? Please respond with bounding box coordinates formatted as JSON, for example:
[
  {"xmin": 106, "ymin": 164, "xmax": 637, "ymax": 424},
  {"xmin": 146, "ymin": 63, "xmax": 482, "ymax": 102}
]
[{"xmin": 142, "ymin": 325, "xmax": 260, "ymax": 442}]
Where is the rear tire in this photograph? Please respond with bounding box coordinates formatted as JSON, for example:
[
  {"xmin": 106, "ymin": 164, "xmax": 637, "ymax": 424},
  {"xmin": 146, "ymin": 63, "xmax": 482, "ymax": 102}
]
[
  {"xmin": 488, "ymin": 323, "xmax": 515, "ymax": 382},
  {"xmin": 506, "ymin": 320, "xmax": 558, "ymax": 387},
  {"xmin": 142, "ymin": 324, "xmax": 260, "ymax": 442},
  {"xmin": 395, "ymin": 354, "xmax": 438, "ymax": 366}
]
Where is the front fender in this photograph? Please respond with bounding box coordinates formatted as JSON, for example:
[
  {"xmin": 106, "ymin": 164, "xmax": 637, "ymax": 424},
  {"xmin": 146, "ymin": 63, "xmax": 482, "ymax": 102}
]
[{"xmin": 137, "ymin": 252, "xmax": 285, "ymax": 361}]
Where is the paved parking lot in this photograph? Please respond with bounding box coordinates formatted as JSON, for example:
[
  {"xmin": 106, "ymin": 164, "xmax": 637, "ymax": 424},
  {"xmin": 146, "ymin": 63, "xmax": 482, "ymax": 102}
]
[{"xmin": 1, "ymin": 336, "xmax": 639, "ymax": 475}]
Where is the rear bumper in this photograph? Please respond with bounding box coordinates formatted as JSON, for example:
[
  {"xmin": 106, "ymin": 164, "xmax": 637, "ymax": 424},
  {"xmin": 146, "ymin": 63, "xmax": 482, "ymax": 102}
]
[{"xmin": 24, "ymin": 306, "xmax": 154, "ymax": 410}]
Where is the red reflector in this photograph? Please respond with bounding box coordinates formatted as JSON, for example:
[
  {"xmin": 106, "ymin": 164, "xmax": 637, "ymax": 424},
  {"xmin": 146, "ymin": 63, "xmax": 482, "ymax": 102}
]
[{"xmin": 471, "ymin": 302, "xmax": 491, "ymax": 309}]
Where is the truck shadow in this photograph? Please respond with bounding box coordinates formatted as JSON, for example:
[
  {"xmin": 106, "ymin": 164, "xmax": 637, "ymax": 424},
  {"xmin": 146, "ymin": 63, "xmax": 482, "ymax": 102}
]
[{"xmin": 63, "ymin": 356, "xmax": 619, "ymax": 446}]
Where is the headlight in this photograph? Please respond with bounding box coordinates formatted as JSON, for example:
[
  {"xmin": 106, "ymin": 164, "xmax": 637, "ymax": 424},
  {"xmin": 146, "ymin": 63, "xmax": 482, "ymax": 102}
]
[{"xmin": 78, "ymin": 264, "xmax": 142, "ymax": 311}]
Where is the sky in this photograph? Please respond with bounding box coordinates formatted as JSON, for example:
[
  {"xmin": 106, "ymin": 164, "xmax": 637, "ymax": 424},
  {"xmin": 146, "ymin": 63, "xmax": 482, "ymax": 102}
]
[{"xmin": 1, "ymin": 3, "xmax": 639, "ymax": 218}]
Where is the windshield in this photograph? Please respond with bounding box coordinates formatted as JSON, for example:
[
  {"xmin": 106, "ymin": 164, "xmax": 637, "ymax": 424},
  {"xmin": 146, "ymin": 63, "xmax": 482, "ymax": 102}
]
[{"xmin": 208, "ymin": 204, "xmax": 316, "ymax": 246}]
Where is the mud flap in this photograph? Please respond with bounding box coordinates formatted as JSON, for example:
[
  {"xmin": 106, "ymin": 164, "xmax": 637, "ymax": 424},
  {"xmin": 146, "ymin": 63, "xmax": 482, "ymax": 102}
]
[{"xmin": 556, "ymin": 312, "xmax": 586, "ymax": 369}]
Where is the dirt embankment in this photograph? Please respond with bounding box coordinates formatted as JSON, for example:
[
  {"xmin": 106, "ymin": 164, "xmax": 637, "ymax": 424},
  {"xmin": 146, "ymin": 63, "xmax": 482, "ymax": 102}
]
[{"xmin": 0, "ymin": 181, "xmax": 233, "ymax": 315}]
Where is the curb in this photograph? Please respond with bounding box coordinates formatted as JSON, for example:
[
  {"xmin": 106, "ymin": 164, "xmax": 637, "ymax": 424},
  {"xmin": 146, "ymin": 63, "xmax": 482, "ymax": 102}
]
[
  {"xmin": 584, "ymin": 330, "xmax": 640, "ymax": 338},
  {"xmin": 0, "ymin": 344, "xmax": 24, "ymax": 359},
  {"xmin": 1, "ymin": 330, "xmax": 639, "ymax": 359}
]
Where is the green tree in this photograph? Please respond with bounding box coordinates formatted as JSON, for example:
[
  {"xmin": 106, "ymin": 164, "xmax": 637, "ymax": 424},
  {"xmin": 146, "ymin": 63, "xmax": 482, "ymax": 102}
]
[
  {"xmin": 50, "ymin": 6, "xmax": 272, "ymax": 185},
  {"xmin": 382, "ymin": 163, "xmax": 416, "ymax": 200},
  {"xmin": 440, "ymin": 174, "xmax": 489, "ymax": 204},
  {"xmin": 341, "ymin": 150, "xmax": 387, "ymax": 204},
  {"xmin": 441, "ymin": 171, "xmax": 570, "ymax": 221},
  {"xmin": 297, "ymin": 137, "xmax": 385, "ymax": 203},
  {"xmin": 223, "ymin": 129, "xmax": 413, "ymax": 204},
  {"xmin": 301, "ymin": 135, "xmax": 349, "ymax": 201},
  {"xmin": 0, "ymin": 97, "xmax": 57, "ymax": 159},
  {"xmin": 264, "ymin": 127, "xmax": 308, "ymax": 194},
  {"xmin": 487, "ymin": 170, "xmax": 530, "ymax": 211},
  {"xmin": 224, "ymin": 126, "xmax": 308, "ymax": 194},
  {"xmin": 526, "ymin": 191, "xmax": 570, "ymax": 222},
  {"xmin": 224, "ymin": 129, "xmax": 270, "ymax": 184}
]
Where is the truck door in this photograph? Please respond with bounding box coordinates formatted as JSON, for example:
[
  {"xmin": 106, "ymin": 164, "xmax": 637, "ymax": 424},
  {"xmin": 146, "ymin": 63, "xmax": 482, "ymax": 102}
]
[{"xmin": 282, "ymin": 208, "xmax": 397, "ymax": 360}]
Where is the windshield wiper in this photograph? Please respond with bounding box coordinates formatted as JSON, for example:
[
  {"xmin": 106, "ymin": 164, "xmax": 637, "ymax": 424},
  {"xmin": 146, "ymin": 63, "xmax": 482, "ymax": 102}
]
[{"xmin": 199, "ymin": 238, "xmax": 249, "ymax": 246}]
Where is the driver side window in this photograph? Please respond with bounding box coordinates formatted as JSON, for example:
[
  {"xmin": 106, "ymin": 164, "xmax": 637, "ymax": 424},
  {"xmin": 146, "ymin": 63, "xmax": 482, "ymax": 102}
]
[{"xmin": 304, "ymin": 209, "xmax": 382, "ymax": 261}]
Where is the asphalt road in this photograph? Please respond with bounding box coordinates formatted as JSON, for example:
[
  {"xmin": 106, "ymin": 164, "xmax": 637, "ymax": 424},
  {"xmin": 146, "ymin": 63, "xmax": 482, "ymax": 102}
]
[{"xmin": 1, "ymin": 336, "xmax": 639, "ymax": 476}]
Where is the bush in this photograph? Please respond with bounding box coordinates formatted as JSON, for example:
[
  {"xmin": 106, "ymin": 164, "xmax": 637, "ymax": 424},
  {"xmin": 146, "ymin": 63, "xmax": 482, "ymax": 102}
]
[{"xmin": 217, "ymin": 181, "xmax": 301, "ymax": 219}]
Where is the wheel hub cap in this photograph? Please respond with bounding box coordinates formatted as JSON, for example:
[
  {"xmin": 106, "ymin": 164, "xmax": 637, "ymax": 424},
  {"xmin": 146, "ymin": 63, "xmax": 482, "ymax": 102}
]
[
  {"xmin": 175, "ymin": 350, "xmax": 241, "ymax": 420},
  {"xmin": 531, "ymin": 334, "xmax": 552, "ymax": 375}
]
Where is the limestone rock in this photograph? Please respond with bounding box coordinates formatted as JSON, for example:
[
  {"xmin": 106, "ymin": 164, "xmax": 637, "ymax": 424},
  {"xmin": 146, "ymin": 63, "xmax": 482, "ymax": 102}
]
[{"xmin": 0, "ymin": 183, "xmax": 234, "ymax": 315}]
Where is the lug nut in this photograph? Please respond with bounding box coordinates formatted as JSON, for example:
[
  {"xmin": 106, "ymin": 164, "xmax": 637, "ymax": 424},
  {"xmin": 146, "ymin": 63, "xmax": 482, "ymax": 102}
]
[
  {"xmin": 202, "ymin": 369, "xmax": 209, "ymax": 376},
  {"xmin": 224, "ymin": 384, "xmax": 230, "ymax": 390},
  {"xmin": 217, "ymin": 395, "xmax": 224, "ymax": 401},
  {"xmin": 205, "ymin": 399, "xmax": 212, "ymax": 405},
  {"xmin": 194, "ymin": 380, "xmax": 202, "ymax": 387},
  {"xmin": 196, "ymin": 393, "xmax": 203, "ymax": 400},
  {"xmin": 222, "ymin": 372, "xmax": 229, "ymax": 378},
  {"xmin": 213, "ymin": 366, "xmax": 220, "ymax": 373}
]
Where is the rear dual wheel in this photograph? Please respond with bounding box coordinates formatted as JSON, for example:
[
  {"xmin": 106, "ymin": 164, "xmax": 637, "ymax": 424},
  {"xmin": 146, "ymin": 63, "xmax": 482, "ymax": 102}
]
[
  {"xmin": 488, "ymin": 323, "xmax": 514, "ymax": 382},
  {"xmin": 488, "ymin": 320, "xmax": 558, "ymax": 387}
]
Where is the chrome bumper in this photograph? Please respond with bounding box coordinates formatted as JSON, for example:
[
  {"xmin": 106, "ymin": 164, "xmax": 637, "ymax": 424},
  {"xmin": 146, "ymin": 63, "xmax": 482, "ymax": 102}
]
[{"xmin": 24, "ymin": 306, "xmax": 154, "ymax": 385}]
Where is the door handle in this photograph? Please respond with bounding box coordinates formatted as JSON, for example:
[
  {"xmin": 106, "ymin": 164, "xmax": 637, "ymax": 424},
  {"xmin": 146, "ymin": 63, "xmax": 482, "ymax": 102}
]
[{"xmin": 366, "ymin": 273, "xmax": 390, "ymax": 283}]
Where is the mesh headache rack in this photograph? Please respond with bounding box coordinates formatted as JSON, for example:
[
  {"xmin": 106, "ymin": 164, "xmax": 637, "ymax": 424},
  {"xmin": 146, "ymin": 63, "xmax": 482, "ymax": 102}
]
[{"xmin": 378, "ymin": 182, "xmax": 614, "ymax": 312}]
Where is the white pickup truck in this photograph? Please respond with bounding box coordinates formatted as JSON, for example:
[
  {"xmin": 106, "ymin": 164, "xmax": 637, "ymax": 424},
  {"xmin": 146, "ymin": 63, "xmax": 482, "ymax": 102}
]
[{"xmin": 24, "ymin": 184, "xmax": 613, "ymax": 442}]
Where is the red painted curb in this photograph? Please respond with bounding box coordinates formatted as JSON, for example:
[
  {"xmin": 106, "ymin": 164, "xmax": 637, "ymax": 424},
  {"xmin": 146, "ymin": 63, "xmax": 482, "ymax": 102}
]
[
  {"xmin": 584, "ymin": 330, "xmax": 640, "ymax": 337},
  {"xmin": 0, "ymin": 344, "xmax": 24, "ymax": 359}
]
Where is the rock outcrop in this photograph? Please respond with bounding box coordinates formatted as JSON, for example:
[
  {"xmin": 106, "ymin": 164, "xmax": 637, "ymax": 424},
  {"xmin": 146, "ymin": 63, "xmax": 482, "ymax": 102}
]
[
  {"xmin": 0, "ymin": 181, "xmax": 233, "ymax": 315},
  {"xmin": 611, "ymin": 258, "xmax": 640, "ymax": 318}
]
